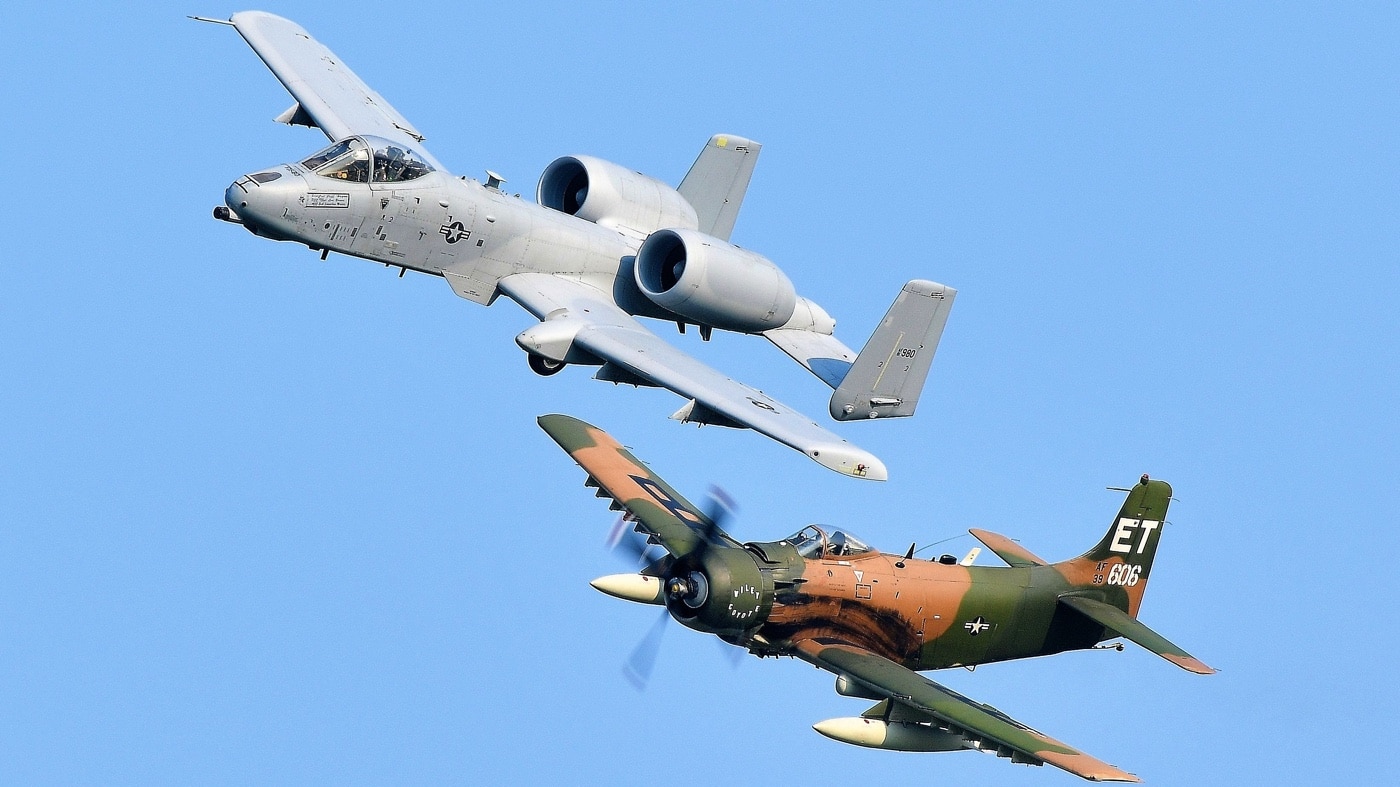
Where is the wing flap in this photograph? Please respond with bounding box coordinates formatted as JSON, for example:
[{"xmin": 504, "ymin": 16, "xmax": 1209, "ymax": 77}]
[
  {"xmin": 228, "ymin": 11, "xmax": 441, "ymax": 167},
  {"xmin": 1059, "ymin": 595, "xmax": 1216, "ymax": 675},
  {"xmin": 498, "ymin": 274, "xmax": 887, "ymax": 480},
  {"xmin": 969, "ymin": 528, "xmax": 1048, "ymax": 567},
  {"xmin": 792, "ymin": 639, "xmax": 1140, "ymax": 783},
  {"xmin": 538, "ymin": 414, "xmax": 711, "ymax": 557}
]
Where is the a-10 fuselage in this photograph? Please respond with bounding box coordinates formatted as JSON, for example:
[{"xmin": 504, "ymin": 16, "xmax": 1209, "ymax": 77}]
[{"xmin": 224, "ymin": 151, "xmax": 665, "ymax": 315}]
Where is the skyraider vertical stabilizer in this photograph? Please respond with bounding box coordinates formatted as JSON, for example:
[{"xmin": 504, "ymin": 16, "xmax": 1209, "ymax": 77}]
[{"xmin": 1053, "ymin": 475, "xmax": 1216, "ymax": 675}]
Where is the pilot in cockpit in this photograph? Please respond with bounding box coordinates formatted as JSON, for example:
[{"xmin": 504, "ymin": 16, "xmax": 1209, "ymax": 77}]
[{"xmin": 786, "ymin": 526, "xmax": 873, "ymax": 559}]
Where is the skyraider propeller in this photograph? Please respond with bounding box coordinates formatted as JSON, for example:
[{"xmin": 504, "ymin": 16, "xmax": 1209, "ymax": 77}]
[
  {"xmin": 541, "ymin": 414, "xmax": 1214, "ymax": 783},
  {"xmin": 604, "ymin": 487, "xmax": 743, "ymax": 689}
]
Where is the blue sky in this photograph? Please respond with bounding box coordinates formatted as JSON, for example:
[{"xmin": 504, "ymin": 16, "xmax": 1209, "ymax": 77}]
[{"xmin": 3, "ymin": 2, "xmax": 1396, "ymax": 783}]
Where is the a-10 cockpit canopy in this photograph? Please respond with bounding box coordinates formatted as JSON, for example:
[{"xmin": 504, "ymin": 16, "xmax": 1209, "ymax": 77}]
[
  {"xmin": 300, "ymin": 136, "xmax": 434, "ymax": 184},
  {"xmin": 785, "ymin": 525, "xmax": 875, "ymax": 559}
]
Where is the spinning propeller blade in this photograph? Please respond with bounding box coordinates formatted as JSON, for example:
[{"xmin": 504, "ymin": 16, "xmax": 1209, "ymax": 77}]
[
  {"xmin": 623, "ymin": 609, "xmax": 670, "ymax": 691},
  {"xmin": 608, "ymin": 485, "xmax": 744, "ymax": 690}
]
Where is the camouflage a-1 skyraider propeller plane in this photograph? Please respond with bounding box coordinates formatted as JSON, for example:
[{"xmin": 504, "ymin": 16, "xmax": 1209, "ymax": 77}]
[{"xmin": 540, "ymin": 414, "xmax": 1213, "ymax": 783}]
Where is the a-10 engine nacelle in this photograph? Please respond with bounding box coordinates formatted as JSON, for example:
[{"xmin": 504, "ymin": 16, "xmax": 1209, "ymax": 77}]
[
  {"xmin": 634, "ymin": 227, "xmax": 797, "ymax": 333},
  {"xmin": 537, "ymin": 155, "xmax": 698, "ymax": 237}
]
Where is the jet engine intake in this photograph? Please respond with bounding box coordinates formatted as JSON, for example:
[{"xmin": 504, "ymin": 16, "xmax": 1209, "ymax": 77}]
[
  {"xmin": 537, "ymin": 155, "xmax": 698, "ymax": 238},
  {"xmin": 634, "ymin": 228, "xmax": 797, "ymax": 333}
]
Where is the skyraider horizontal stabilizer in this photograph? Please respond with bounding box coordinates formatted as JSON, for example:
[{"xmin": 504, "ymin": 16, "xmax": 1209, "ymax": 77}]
[
  {"xmin": 542, "ymin": 415, "xmax": 1214, "ymax": 782},
  {"xmin": 204, "ymin": 11, "xmax": 957, "ymax": 479}
]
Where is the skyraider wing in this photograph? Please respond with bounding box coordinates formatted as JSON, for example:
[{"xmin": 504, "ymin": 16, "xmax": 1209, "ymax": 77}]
[
  {"xmin": 969, "ymin": 528, "xmax": 1049, "ymax": 568},
  {"xmin": 500, "ymin": 274, "xmax": 887, "ymax": 480},
  {"xmin": 225, "ymin": 11, "xmax": 442, "ymax": 168},
  {"xmin": 791, "ymin": 639, "xmax": 1140, "ymax": 783},
  {"xmin": 538, "ymin": 414, "xmax": 730, "ymax": 558}
]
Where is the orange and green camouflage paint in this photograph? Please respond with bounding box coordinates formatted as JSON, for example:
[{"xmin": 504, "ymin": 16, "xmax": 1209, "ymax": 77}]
[{"xmin": 539, "ymin": 414, "xmax": 1213, "ymax": 782}]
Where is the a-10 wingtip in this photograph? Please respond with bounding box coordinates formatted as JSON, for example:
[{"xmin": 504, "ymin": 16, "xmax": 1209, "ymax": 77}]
[{"xmin": 808, "ymin": 442, "xmax": 888, "ymax": 481}]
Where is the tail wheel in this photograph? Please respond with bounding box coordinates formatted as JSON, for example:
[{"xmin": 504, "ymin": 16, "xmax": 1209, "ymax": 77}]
[{"xmin": 528, "ymin": 354, "xmax": 566, "ymax": 376}]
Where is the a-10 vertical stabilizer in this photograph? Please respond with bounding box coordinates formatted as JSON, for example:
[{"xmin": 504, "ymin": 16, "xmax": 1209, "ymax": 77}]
[{"xmin": 830, "ymin": 280, "xmax": 957, "ymax": 421}]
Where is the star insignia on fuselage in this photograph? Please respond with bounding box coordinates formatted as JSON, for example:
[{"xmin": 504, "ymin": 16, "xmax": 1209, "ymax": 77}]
[
  {"xmin": 964, "ymin": 616, "xmax": 991, "ymax": 636},
  {"xmin": 439, "ymin": 221, "xmax": 469, "ymax": 244}
]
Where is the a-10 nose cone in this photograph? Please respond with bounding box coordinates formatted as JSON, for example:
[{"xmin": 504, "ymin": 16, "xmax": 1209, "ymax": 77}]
[
  {"xmin": 812, "ymin": 717, "xmax": 968, "ymax": 752},
  {"xmin": 224, "ymin": 170, "xmax": 302, "ymax": 240},
  {"xmin": 590, "ymin": 574, "xmax": 666, "ymax": 605}
]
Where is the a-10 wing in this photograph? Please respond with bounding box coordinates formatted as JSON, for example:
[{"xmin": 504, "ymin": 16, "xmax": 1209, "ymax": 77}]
[
  {"xmin": 505, "ymin": 275, "xmax": 887, "ymax": 480},
  {"xmin": 219, "ymin": 11, "xmax": 442, "ymax": 169},
  {"xmin": 791, "ymin": 638, "xmax": 1141, "ymax": 783}
]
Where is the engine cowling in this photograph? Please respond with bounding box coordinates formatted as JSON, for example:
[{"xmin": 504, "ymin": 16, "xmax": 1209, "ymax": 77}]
[
  {"xmin": 634, "ymin": 228, "xmax": 797, "ymax": 333},
  {"xmin": 537, "ymin": 155, "xmax": 698, "ymax": 237},
  {"xmin": 663, "ymin": 547, "xmax": 774, "ymax": 635}
]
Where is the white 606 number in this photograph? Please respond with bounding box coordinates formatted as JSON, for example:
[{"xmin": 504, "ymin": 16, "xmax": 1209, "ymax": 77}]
[{"xmin": 1105, "ymin": 564, "xmax": 1142, "ymax": 587}]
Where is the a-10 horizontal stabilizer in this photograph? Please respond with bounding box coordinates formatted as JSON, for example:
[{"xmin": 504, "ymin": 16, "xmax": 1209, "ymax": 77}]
[
  {"xmin": 1059, "ymin": 595, "xmax": 1216, "ymax": 675},
  {"xmin": 830, "ymin": 280, "xmax": 956, "ymax": 421}
]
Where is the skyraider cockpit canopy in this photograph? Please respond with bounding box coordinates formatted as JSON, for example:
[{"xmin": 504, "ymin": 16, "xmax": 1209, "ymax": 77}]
[
  {"xmin": 300, "ymin": 136, "xmax": 434, "ymax": 184},
  {"xmin": 786, "ymin": 525, "xmax": 874, "ymax": 559}
]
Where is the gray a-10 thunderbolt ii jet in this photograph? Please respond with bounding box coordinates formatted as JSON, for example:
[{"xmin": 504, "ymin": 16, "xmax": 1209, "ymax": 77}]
[{"xmin": 199, "ymin": 11, "xmax": 956, "ymax": 480}]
